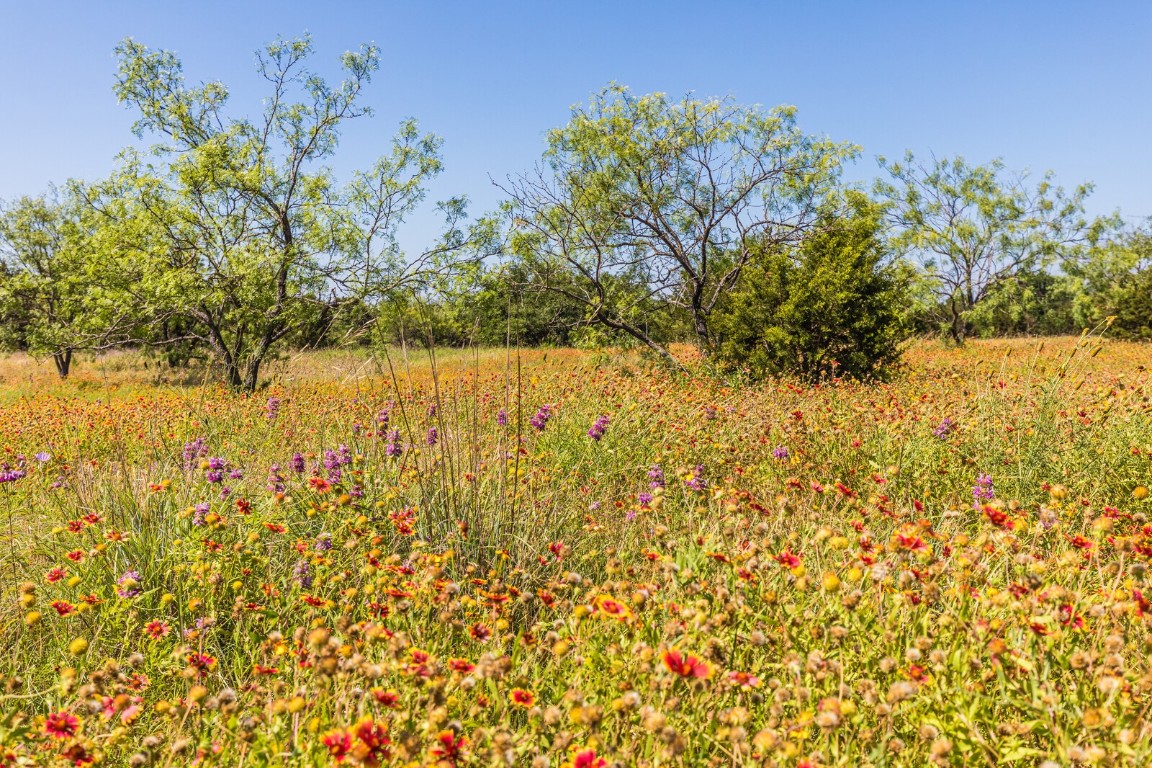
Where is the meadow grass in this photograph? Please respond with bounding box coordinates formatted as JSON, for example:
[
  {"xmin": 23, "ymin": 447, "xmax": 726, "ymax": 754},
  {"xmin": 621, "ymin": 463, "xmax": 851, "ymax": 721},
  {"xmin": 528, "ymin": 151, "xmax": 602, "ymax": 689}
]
[{"xmin": 1, "ymin": 336, "xmax": 1151, "ymax": 766}]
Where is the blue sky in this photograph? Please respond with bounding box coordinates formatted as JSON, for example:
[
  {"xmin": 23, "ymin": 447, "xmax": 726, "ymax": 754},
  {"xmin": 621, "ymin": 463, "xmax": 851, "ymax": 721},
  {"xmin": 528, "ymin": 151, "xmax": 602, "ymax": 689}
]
[{"xmin": 2, "ymin": 1, "xmax": 1149, "ymax": 246}]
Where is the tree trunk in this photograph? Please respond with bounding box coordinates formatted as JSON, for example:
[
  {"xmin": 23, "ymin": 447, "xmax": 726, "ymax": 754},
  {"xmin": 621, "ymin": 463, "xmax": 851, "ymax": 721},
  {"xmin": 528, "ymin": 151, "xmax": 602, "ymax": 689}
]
[
  {"xmin": 53, "ymin": 349, "xmax": 72, "ymax": 379},
  {"xmin": 242, "ymin": 357, "xmax": 262, "ymax": 393}
]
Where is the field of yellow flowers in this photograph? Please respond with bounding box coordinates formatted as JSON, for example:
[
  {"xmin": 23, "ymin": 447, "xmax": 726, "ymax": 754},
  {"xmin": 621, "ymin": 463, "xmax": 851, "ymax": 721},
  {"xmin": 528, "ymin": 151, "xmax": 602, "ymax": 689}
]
[{"xmin": 1, "ymin": 336, "xmax": 1151, "ymax": 767}]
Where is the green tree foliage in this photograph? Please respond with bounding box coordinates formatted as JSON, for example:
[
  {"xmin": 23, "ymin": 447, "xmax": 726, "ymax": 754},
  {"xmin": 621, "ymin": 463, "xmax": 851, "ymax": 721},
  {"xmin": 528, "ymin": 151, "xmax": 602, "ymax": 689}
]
[
  {"xmin": 1068, "ymin": 225, "xmax": 1152, "ymax": 339},
  {"xmin": 965, "ymin": 269, "xmax": 1081, "ymax": 337},
  {"xmin": 87, "ymin": 36, "xmax": 492, "ymax": 391},
  {"xmin": 501, "ymin": 86, "xmax": 855, "ymax": 365},
  {"xmin": 712, "ymin": 193, "xmax": 912, "ymax": 381},
  {"xmin": 875, "ymin": 153, "xmax": 1112, "ymax": 344},
  {"xmin": 0, "ymin": 187, "xmax": 128, "ymax": 377}
]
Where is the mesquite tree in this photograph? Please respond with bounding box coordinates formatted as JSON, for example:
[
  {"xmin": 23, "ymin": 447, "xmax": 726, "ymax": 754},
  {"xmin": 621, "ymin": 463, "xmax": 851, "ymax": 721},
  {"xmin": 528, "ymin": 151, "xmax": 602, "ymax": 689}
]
[
  {"xmin": 500, "ymin": 86, "xmax": 854, "ymax": 364},
  {"xmin": 875, "ymin": 152, "xmax": 1111, "ymax": 344},
  {"xmin": 89, "ymin": 35, "xmax": 490, "ymax": 390}
]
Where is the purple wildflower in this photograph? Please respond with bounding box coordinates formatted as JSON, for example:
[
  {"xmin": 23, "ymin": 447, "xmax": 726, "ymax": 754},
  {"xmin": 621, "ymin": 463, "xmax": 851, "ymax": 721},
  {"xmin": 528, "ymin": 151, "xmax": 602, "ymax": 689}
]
[
  {"xmin": 497, "ymin": 409, "xmax": 508, "ymax": 427},
  {"xmin": 685, "ymin": 465, "xmax": 707, "ymax": 491},
  {"xmin": 34, "ymin": 451, "xmax": 51, "ymax": 463},
  {"xmin": 192, "ymin": 502, "xmax": 209, "ymax": 526},
  {"xmin": 772, "ymin": 446, "xmax": 789, "ymax": 461},
  {"xmin": 290, "ymin": 453, "xmax": 306, "ymax": 474},
  {"xmin": 116, "ymin": 570, "xmax": 142, "ymax": 598},
  {"xmin": 426, "ymin": 427, "xmax": 438, "ymax": 446},
  {"xmin": 530, "ymin": 404, "xmax": 553, "ymax": 431},
  {"xmin": 265, "ymin": 396, "xmax": 281, "ymax": 420},
  {"xmin": 647, "ymin": 465, "xmax": 665, "ymax": 490},
  {"xmin": 973, "ymin": 474, "xmax": 995, "ymax": 507},
  {"xmin": 587, "ymin": 414, "xmax": 610, "ymax": 441},
  {"xmin": 933, "ymin": 418, "xmax": 954, "ymax": 439}
]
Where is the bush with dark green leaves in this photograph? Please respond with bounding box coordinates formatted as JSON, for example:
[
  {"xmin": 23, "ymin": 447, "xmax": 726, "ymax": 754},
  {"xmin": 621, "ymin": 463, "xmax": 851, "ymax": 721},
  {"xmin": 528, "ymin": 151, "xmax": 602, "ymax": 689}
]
[{"xmin": 713, "ymin": 195, "xmax": 912, "ymax": 381}]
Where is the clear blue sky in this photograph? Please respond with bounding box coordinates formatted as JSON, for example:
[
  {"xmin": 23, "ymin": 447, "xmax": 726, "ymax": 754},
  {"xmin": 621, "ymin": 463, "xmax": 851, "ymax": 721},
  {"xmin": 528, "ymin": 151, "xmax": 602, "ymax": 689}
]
[{"xmin": 2, "ymin": 0, "xmax": 1149, "ymax": 245}]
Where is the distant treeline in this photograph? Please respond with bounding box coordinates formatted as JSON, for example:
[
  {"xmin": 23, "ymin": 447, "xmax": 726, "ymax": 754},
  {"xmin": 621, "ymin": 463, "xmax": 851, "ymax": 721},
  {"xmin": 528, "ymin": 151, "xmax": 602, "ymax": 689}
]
[{"xmin": 1, "ymin": 37, "xmax": 1148, "ymax": 389}]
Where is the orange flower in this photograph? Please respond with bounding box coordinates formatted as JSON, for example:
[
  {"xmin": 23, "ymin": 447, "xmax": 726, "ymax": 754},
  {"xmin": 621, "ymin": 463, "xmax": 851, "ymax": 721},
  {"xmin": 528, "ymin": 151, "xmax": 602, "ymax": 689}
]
[
  {"xmin": 593, "ymin": 594, "xmax": 633, "ymax": 621},
  {"xmin": 509, "ymin": 688, "xmax": 536, "ymax": 708},
  {"xmin": 308, "ymin": 477, "xmax": 332, "ymax": 493},
  {"xmin": 662, "ymin": 649, "xmax": 712, "ymax": 679}
]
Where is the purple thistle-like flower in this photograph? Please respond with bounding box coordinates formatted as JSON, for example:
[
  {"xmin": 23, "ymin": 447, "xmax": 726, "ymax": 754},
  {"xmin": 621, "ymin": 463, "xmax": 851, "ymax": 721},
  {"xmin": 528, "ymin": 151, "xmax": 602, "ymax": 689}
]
[
  {"xmin": 192, "ymin": 502, "xmax": 209, "ymax": 526},
  {"xmin": 292, "ymin": 561, "xmax": 313, "ymax": 589},
  {"xmin": 933, "ymin": 418, "xmax": 955, "ymax": 439},
  {"xmin": 338, "ymin": 445, "xmax": 352, "ymax": 465},
  {"xmin": 265, "ymin": 396, "xmax": 281, "ymax": 420},
  {"xmin": 973, "ymin": 474, "xmax": 995, "ymax": 506},
  {"xmin": 327, "ymin": 466, "xmax": 342, "ymax": 483},
  {"xmin": 772, "ymin": 446, "xmax": 789, "ymax": 461},
  {"xmin": 314, "ymin": 534, "xmax": 333, "ymax": 552},
  {"xmin": 267, "ymin": 465, "xmax": 285, "ymax": 494},
  {"xmin": 116, "ymin": 570, "xmax": 142, "ymax": 598},
  {"xmin": 530, "ymin": 404, "xmax": 553, "ymax": 432},
  {"xmin": 385, "ymin": 429, "xmax": 402, "ymax": 457},
  {"xmin": 587, "ymin": 414, "xmax": 610, "ymax": 441},
  {"xmin": 34, "ymin": 451, "xmax": 51, "ymax": 463},
  {"xmin": 228, "ymin": 470, "xmax": 243, "ymax": 480},
  {"xmin": 638, "ymin": 492, "xmax": 653, "ymax": 507},
  {"xmin": 219, "ymin": 486, "xmax": 232, "ymax": 500},
  {"xmin": 0, "ymin": 469, "xmax": 26, "ymax": 483},
  {"xmin": 497, "ymin": 409, "xmax": 508, "ymax": 427},
  {"xmin": 377, "ymin": 407, "xmax": 391, "ymax": 427},
  {"xmin": 205, "ymin": 470, "xmax": 224, "ymax": 484},
  {"xmin": 207, "ymin": 457, "xmax": 227, "ymax": 471},
  {"xmin": 647, "ymin": 465, "xmax": 665, "ymax": 489},
  {"xmin": 182, "ymin": 437, "xmax": 208, "ymax": 468},
  {"xmin": 426, "ymin": 427, "xmax": 438, "ymax": 446}
]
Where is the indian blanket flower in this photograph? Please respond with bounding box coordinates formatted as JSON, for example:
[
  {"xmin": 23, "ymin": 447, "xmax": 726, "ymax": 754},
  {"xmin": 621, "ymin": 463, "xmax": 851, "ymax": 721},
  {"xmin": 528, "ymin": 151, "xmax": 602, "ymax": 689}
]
[
  {"xmin": 350, "ymin": 717, "xmax": 391, "ymax": 765},
  {"xmin": 509, "ymin": 688, "xmax": 536, "ymax": 707},
  {"xmin": 530, "ymin": 404, "xmax": 553, "ymax": 431},
  {"xmin": 563, "ymin": 748, "xmax": 608, "ymax": 768},
  {"xmin": 593, "ymin": 593, "xmax": 633, "ymax": 621},
  {"xmin": 43, "ymin": 711, "xmax": 81, "ymax": 739},
  {"xmin": 430, "ymin": 730, "xmax": 469, "ymax": 763},
  {"xmin": 662, "ymin": 649, "xmax": 712, "ymax": 679},
  {"xmin": 321, "ymin": 729, "xmax": 354, "ymax": 762},
  {"xmin": 587, "ymin": 414, "xmax": 610, "ymax": 441}
]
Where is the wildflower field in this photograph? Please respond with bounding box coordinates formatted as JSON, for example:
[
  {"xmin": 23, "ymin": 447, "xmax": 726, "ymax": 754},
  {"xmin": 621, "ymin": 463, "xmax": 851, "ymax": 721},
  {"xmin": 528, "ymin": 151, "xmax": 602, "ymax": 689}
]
[{"xmin": 2, "ymin": 336, "xmax": 1151, "ymax": 767}]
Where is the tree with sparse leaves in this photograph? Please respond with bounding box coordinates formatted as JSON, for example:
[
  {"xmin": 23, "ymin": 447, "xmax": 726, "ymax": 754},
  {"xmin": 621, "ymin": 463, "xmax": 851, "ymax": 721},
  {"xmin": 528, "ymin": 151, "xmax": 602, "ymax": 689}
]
[
  {"xmin": 501, "ymin": 86, "xmax": 855, "ymax": 366},
  {"xmin": 87, "ymin": 35, "xmax": 493, "ymax": 391}
]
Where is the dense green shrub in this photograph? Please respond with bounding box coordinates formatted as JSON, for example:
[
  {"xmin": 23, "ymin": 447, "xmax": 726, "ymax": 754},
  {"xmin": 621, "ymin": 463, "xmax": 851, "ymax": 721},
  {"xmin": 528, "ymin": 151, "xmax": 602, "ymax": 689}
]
[{"xmin": 713, "ymin": 194, "xmax": 912, "ymax": 381}]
